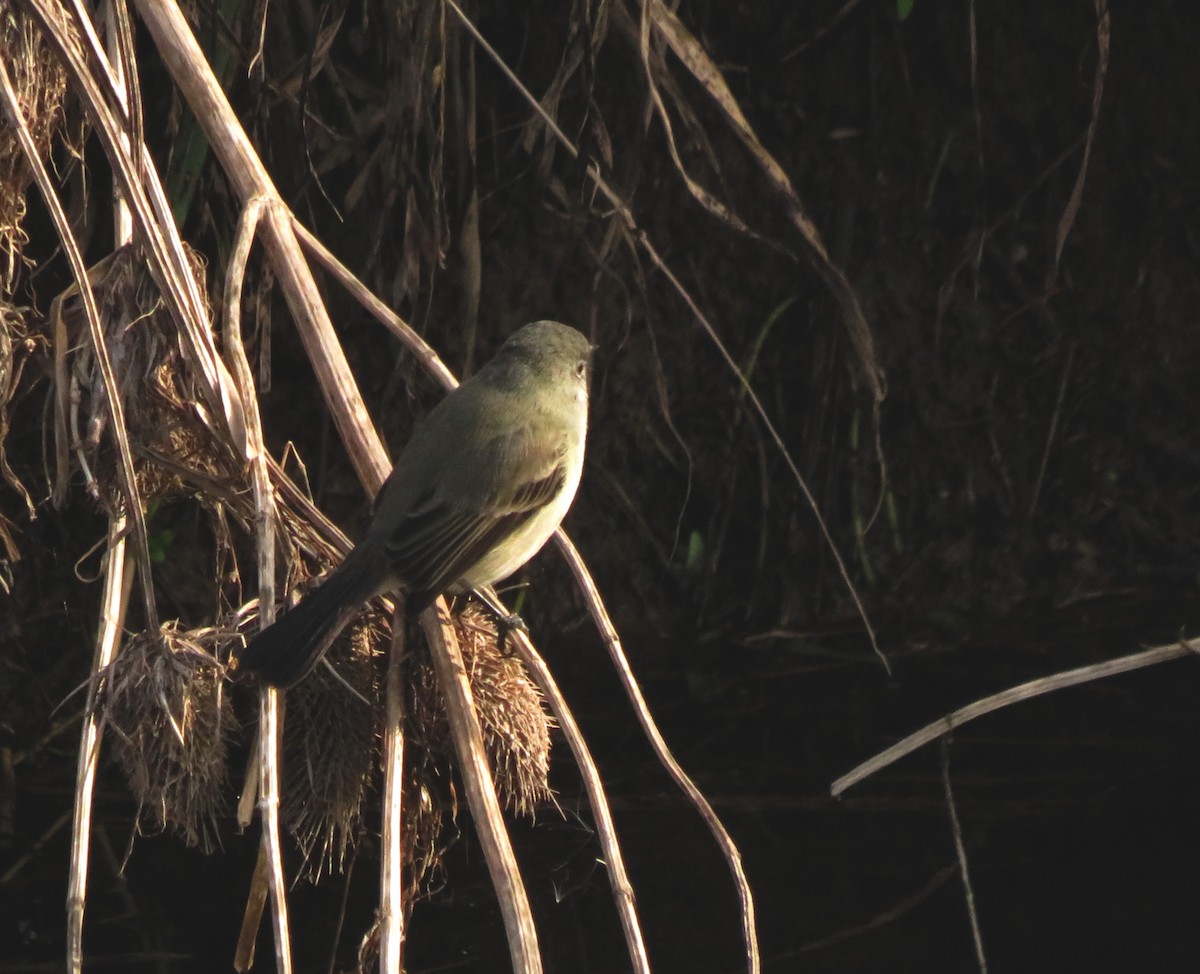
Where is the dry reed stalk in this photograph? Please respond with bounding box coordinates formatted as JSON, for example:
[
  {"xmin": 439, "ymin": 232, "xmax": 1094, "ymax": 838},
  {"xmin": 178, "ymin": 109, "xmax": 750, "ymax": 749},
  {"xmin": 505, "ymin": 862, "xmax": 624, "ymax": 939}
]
[
  {"xmin": 557, "ymin": 535, "xmax": 762, "ymax": 974},
  {"xmin": 224, "ymin": 198, "xmax": 292, "ymax": 972},
  {"xmin": 0, "ymin": 41, "xmax": 149, "ymax": 974},
  {"xmin": 65, "ymin": 521, "xmax": 131, "ymax": 974},
  {"xmin": 478, "ymin": 591, "xmax": 651, "ymax": 974},
  {"xmin": 379, "ymin": 602, "xmax": 407, "ymax": 974},
  {"xmin": 420, "ymin": 603, "xmax": 543, "ymax": 974}
]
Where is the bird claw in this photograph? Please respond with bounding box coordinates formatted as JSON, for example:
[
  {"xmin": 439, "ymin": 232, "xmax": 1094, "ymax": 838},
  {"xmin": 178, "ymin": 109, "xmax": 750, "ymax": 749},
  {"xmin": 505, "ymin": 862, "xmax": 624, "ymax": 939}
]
[{"xmin": 496, "ymin": 612, "xmax": 528, "ymax": 656}]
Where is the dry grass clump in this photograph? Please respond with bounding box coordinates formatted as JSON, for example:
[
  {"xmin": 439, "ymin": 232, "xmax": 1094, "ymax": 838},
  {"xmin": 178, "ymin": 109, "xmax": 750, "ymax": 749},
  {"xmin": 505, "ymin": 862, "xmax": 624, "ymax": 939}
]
[
  {"xmin": 0, "ymin": 298, "xmax": 35, "ymax": 558},
  {"xmin": 0, "ymin": 2, "xmax": 73, "ymax": 294},
  {"xmin": 51, "ymin": 243, "xmax": 241, "ymax": 514}
]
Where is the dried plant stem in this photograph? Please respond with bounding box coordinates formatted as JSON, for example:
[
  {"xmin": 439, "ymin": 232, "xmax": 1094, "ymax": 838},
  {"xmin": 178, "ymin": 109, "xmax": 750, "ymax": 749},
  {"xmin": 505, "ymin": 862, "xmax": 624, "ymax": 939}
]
[
  {"xmin": 132, "ymin": 0, "xmax": 391, "ymax": 489},
  {"xmin": 832, "ymin": 639, "xmax": 1200, "ymax": 796},
  {"xmin": 291, "ymin": 222, "xmax": 457, "ymax": 391},
  {"xmin": 379, "ymin": 602, "xmax": 408, "ymax": 974},
  {"xmin": 495, "ymin": 617, "xmax": 650, "ymax": 974},
  {"xmin": 0, "ymin": 40, "xmax": 158, "ymax": 974},
  {"xmin": 24, "ymin": 0, "xmax": 245, "ymax": 452},
  {"xmin": 66, "ymin": 518, "xmax": 132, "ymax": 974},
  {"xmin": 552, "ymin": 535, "xmax": 760, "ymax": 974},
  {"xmin": 941, "ymin": 740, "xmax": 988, "ymax": 974},
  {"xmin": 420, "ymin": 602, "xmax": 542, "ymax": 974},
  {"xmin": 0, "ymin": 37, "xmax": 157, "ymax": 626},
  {"xmin": 256, "ymin": 690, "xmax": 292, "ymax": 972},
  {"xmin": 233, "ymin": 841, "xmax": 270, "ymax": 972},
  {"xmin": 223, "ymin": 198, "xmax": 292, "ymax": 970},
  {"xmin": 1047, "ymin": 0, "xmax": 1110, "ymax": 290}
]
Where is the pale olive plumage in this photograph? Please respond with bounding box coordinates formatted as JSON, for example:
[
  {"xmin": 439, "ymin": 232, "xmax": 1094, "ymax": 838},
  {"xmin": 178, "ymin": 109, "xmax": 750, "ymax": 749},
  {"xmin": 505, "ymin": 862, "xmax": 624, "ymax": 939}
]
[{"xmin": 236, "ymin": 320, "xmax": 591, "ymax": 687}]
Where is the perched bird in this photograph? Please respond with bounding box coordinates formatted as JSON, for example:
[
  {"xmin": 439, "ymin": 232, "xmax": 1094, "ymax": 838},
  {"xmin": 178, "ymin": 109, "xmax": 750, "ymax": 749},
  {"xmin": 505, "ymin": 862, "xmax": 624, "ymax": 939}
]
[{"xmin": 235, "ymin": 320, "xmax": 592, "ymax": 687}]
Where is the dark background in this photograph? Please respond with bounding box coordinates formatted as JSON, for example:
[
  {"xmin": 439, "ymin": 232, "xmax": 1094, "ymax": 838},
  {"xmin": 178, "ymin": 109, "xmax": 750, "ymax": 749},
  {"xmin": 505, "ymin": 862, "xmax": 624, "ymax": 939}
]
[{"xmin": 4, "ymin": 0, "xmax": 1200, "ymax": 971}]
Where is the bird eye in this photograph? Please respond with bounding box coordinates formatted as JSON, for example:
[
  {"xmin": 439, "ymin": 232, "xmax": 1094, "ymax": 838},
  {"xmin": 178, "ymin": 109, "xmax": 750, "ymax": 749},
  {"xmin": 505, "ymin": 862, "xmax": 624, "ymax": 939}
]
[{"xmin": 575, "ymin": 361, "xmax": 588, "ymax": 380}]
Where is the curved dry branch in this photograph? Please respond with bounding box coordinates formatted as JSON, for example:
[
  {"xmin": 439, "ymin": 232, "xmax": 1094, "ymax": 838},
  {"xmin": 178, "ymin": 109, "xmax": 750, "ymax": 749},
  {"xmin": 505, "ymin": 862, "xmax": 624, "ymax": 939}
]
[
  {"xmin": 64, "ymin": 519, "xmax": 130, "ymax": 974},
  {"xmin": 379, "ymin": 603, "xmax": 408, "ymax": 974},
  {"xmin": 641, "ymin": 0, "xmax": 885, "ymax": 402},
  {"xmin": 553, "ymin": 535, "xmax": 761, "ymax": 974},
  {"xmin": 832, "ymin": 640, "xmax": 1199, "ymax": 797},
  {"xmin": 489, "ymin": 609, "xmax": 652, "ymax": 974},
  {"xmin": 223, "ymin": 198, "xmax": 292, "ymax": 973}
]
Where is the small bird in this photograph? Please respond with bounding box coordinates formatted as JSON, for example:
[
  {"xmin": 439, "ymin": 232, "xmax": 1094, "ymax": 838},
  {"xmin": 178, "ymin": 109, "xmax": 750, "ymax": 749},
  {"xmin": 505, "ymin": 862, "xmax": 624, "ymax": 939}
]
[{"xmin": 235, "ymin": 320, "xmax": 592, "ymax": 687}]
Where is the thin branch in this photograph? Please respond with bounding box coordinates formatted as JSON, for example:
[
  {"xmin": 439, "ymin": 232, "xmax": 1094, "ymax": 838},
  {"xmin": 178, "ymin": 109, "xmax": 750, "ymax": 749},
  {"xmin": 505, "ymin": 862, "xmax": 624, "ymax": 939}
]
[
  {"xmin": 291, "ymin": 220, "xmax": 457, "ymax": 390},
  {"xmin": 642, "ymin": 0, "xmax": 884, "ymax": 402},
  {"xmin": 476, "ymin": 591, "xmax": 651, "ymax": 974},
  {"xmin": 256, "ymin": 690, "xmax": 291, "ymax": 973},
  {"xmin": 420, "ymin": 602, "xmax": 542, "ymax": 974},
  {"xmin": 65, "ymin": 520, "xmax": 131, "ymax": 974},
  {"xmin": 1047, "ymin": 0, "xmax": 1110, "ymax": 290},
  {"xmin": 832, "ymin": 639, "xmax": 1200, "ymax": 796},
  {"xmin": 223, "ymin": 198, "xmax": 292, "ymax": 972},
  {"xmin": 232, "ymin": 842, "xmax": 269, "ymax": 972},
  {"xmin": 552, "ymin": 534, "xmax": 760, "ymax": 974},
  {"xmin": 941, "ymin": 740, "xmax": 988, "ymax": 974}
]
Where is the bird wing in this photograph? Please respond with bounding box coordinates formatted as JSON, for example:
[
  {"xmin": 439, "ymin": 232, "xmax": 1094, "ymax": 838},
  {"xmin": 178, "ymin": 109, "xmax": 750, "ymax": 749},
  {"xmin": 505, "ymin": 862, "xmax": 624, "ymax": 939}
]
[{"xmin": 383, "ymin": 425, "xmax": 568, "ymax": 610}]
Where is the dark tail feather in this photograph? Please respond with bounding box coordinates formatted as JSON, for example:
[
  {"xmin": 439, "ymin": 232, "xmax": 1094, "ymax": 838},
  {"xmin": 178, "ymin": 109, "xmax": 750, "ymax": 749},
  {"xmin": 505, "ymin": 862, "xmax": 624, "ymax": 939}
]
[{"xmin": 235, "ymin": 551, "xmax": 381, "ymax": 688}]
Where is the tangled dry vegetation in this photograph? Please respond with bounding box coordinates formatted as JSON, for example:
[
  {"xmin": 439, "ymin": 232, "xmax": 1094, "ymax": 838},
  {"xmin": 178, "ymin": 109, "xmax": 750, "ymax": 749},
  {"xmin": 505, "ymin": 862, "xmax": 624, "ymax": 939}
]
[
  {"xmin": 7, "ymin": 0, "xmax": 1190, "ymax": 972},
  {"xmin": 0, "ymin": 0, "xmax": 817, "ymax": 971}
]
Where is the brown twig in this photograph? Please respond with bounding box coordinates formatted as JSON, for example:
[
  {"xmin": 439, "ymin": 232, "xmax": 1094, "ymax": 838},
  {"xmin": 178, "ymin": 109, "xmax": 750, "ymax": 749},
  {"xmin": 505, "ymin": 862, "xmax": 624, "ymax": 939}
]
[
  {"xmin": 420, "ymin": 602, "xmax": 542, "ymax": 974},
  {"xmin": 553, "ymin": 534, "xmax": 761, "ymax": 974},
  {"xmin": 65, "ymin": 521, "xmax": 132, "ymax": 974},
  {"xmin": 0, "ymin": 41, "xmax": 157, "ymax": 974},
  {"xmin": 290, "ymin": 220, "xmax": 457, "ymax": 391},
  {"xmin": 832, "ymin": 640, "xmax": 1200, "ymax": 797},
  {"xmin": 224, "ymin": 198, "xmax": 292, "ymax": 972},
  {"xmin": 494, "ymin": 614, "xmax": 652, "ymax": 974},
  {"xmin": 1047, "ymin": 0, "xmax": 1110, "ymax": 291},
  {"xmin": 941, "ymin": 739, "xmax": 988, "ymax": 974}
]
